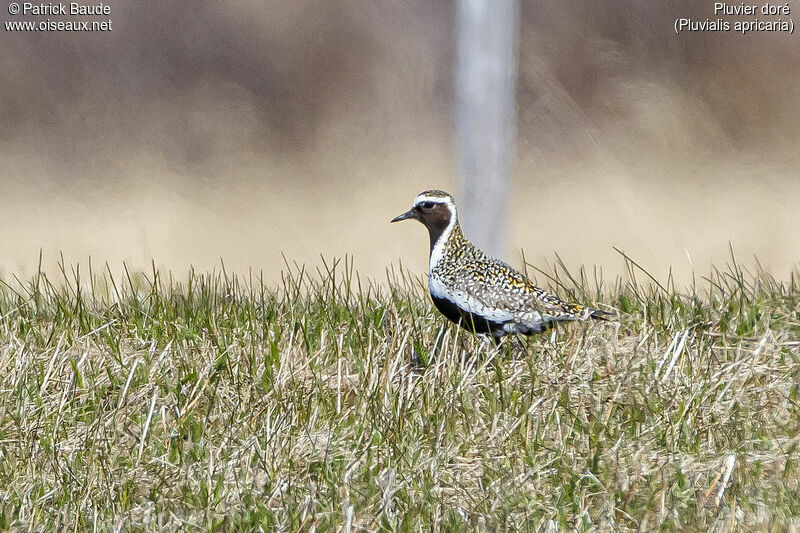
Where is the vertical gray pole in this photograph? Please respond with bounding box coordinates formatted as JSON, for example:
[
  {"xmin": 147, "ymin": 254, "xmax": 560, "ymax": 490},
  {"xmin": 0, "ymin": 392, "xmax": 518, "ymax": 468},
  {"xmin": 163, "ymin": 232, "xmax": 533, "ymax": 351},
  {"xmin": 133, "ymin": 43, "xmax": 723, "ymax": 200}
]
[{"xmin": 456, "ymin": 0, "xmax": 519, "ymax": 260}]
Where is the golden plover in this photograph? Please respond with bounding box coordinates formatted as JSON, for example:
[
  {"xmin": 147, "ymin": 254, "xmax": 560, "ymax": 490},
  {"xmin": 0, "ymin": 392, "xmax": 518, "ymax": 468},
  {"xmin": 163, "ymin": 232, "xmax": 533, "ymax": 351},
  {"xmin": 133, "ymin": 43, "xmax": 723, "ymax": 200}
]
[{"xmin": 391, "ymin": 189, "xmax": 611, "ymax": 340}]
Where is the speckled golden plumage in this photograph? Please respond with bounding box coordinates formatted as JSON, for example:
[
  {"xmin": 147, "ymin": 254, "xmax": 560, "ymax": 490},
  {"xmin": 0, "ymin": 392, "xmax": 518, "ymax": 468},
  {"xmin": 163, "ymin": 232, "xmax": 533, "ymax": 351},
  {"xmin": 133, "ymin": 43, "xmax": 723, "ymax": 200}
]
[
  {"xmin": 392, "ymin": 190, "xmax": 611, "ymax": 339},
  {"xmin": 431, "ymin": 224, "xmax": 594, "ymax": 322}
]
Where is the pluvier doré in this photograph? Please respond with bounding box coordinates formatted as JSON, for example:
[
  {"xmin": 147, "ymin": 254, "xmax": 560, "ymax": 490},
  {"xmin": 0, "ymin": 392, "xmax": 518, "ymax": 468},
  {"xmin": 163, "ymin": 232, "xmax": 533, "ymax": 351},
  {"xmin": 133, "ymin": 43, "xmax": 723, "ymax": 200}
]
[{"xmin": 391, "ymin": 190, "xmax": 612, "ymax": 341}]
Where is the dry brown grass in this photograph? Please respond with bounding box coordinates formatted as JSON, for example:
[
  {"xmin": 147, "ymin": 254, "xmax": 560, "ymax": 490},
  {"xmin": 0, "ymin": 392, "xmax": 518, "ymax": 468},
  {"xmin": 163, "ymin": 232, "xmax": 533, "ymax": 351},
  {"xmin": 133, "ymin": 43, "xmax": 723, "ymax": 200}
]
[{"xmin": 0, "ymin": 256, "xmax": 799, "ymax": 530}]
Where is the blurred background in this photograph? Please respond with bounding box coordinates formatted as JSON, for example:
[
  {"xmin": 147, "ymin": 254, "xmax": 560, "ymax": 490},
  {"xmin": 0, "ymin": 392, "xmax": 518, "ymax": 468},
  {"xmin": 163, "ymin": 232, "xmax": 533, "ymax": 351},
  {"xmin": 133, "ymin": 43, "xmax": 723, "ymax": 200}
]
[{"xmin": 1, "ymin": 0, "xmax": 798, "ymax": 286}]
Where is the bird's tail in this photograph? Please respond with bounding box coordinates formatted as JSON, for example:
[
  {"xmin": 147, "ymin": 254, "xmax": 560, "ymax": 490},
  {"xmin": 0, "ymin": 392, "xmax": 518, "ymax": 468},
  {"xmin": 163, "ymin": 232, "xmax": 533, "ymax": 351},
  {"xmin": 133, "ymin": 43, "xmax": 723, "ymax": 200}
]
[
  {"xmin": 587, "ymin": 307, "xmax": 615, "ymax": 321},
  {"xmin": 565, "ymin": 303, "xmax": 616, "ymax": 322}
]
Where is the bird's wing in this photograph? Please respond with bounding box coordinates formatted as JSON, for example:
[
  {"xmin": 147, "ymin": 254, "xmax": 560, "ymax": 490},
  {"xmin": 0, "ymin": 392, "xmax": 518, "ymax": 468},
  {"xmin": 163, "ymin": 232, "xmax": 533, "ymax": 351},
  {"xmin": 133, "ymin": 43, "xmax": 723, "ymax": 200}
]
[
  {"xmin": 429, "ymin": 271, "xmax": 516, "ymax": 323},
  {"xmin": 453, "ymin": 259, "xmax": 588, "ymax": 322}
]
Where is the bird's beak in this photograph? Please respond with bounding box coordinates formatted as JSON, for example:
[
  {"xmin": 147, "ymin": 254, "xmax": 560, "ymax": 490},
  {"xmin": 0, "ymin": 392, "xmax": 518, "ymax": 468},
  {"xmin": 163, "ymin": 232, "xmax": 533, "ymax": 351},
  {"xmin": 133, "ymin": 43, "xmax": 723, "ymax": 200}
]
[{"xmin": 391, "ymin": 209, "xmax": 417, "ymax": 223}]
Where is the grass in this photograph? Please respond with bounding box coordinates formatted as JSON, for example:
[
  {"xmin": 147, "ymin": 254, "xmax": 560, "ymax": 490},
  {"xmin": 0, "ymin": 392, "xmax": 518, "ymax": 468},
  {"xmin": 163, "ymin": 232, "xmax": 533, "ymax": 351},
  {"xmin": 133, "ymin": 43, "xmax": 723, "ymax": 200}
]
[{"xmin": 0, "ymin": 252, "xmax": 799, "ymax": 531}]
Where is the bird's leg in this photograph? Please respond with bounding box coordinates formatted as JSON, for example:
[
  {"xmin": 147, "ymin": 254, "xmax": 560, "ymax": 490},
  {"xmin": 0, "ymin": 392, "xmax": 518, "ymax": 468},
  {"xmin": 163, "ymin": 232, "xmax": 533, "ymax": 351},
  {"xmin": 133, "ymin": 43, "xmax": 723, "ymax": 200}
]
[
  {"xmin": 410, "ymin": 344, "xmax": 425, "ymax": 370},
  {"xmin": 513, "ymin": 335, "xmax": 528, "ymax": 360},
  {"xmin": 409, "ymin": 325, "xmax": 448, "ymax": 369},
  {"xmin": 476, "ymin": 334, "xmax": 494, "ymax": 359},
  {"xmin": 488, "ymin": 334, "xmax": 519, "ymax": 362},
  {"xmin": 430, "ymin": 325, "xmax": 448, "ymax": 363}
]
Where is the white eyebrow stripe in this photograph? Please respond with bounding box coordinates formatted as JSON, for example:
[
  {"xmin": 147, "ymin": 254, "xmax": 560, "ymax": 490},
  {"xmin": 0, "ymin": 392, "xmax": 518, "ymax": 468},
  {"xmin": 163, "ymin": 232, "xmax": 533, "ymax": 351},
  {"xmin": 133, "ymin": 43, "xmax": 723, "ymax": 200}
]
[{"xmin": 413, "ymin": 195, "xmax": 452, "ymax": 206}]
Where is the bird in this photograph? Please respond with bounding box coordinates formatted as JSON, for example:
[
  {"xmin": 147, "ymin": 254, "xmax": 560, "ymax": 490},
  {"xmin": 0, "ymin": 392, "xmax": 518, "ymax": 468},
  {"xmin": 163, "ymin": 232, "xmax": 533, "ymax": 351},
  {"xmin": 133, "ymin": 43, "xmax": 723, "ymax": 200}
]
[{"xmin": 391, "ymin": 189, "xmax": 612, "ymax": 341}]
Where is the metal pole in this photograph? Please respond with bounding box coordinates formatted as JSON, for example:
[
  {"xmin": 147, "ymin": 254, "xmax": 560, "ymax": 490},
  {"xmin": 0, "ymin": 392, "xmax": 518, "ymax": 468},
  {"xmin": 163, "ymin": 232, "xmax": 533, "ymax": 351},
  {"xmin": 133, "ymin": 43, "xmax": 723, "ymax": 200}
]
[{"xmin": 455, "ymin": 0, "xmax": 519, "ymax": 259}]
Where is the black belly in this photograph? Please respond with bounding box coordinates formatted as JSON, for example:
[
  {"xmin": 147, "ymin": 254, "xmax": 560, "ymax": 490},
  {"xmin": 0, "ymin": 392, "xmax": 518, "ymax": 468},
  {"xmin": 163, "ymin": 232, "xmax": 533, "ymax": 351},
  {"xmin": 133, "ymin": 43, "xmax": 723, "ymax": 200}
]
[{"xmin": 431, "ymin": 295, "xmax": 506, "ymax": 336}]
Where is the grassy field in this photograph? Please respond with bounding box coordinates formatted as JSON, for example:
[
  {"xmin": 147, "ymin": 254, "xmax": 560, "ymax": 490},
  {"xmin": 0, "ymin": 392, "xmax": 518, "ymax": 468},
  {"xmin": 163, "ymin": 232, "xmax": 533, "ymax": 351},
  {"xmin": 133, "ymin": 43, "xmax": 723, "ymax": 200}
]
[{"xmin": 0, "ymin": 254, "xmax": 799, "ymax": 531}]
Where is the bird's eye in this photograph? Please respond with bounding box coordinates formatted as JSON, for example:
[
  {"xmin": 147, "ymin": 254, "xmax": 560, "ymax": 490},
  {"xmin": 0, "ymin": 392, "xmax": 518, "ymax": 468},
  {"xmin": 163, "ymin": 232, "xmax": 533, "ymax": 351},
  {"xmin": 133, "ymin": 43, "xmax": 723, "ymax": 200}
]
[{"xmin": 421, "ymin": 201, "xmax": 435, "ymax": 209}]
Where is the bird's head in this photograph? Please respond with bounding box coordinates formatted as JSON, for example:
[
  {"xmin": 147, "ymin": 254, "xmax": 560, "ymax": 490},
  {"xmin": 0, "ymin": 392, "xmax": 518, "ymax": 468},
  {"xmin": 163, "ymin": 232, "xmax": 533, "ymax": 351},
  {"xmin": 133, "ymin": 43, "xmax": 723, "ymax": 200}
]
[{"xmin": 391, "ymin": 190, "xmax": 458, "ymax": 248}]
